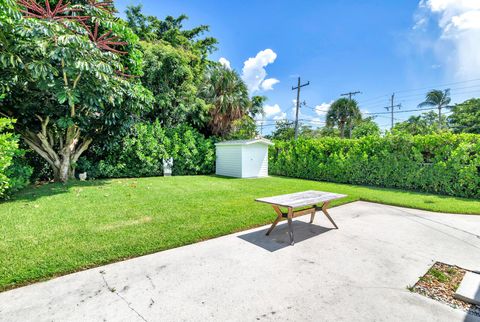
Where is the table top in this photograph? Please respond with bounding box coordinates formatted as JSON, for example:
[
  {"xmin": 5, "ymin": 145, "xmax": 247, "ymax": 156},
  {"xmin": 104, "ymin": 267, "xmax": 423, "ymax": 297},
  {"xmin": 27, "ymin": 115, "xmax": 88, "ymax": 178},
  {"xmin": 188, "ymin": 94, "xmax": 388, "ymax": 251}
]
[{"xmin": 255, "ymin": 190, "xmax": 347, "ymax": 208}]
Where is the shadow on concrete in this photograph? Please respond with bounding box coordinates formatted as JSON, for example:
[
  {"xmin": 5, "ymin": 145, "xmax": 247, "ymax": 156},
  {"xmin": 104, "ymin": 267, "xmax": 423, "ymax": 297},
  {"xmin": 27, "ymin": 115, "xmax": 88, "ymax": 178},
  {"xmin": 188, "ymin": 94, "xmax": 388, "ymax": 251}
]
[{"xmin": 238, "ymin": 221, "xmax": 333, "ymax": 252}]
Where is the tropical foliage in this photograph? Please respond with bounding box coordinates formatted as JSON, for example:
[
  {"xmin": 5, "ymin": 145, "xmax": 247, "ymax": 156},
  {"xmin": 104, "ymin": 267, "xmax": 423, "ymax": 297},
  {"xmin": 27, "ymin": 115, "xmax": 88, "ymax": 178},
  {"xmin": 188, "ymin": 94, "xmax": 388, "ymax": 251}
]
[
  {"xmin": 201, "ymin": 65, "xmax": 251, "ymax": 137},
  {"xmin": 392, "ymin": 111, "xmax": 447, "ymax": 135},
  {"xmin": 326, "ymin": 98, "xmax": 361, "ymax": 138},
  {"xmin": 418, "ymin": 89, "xmax": 451, "ymax": 129},
  {"xmin": 0, "ymin": 118, "xmax": 32, "ymax": 197},
  {"xmin": 448, "ymin": 98, "xmax": 480, "ymax": 134}
]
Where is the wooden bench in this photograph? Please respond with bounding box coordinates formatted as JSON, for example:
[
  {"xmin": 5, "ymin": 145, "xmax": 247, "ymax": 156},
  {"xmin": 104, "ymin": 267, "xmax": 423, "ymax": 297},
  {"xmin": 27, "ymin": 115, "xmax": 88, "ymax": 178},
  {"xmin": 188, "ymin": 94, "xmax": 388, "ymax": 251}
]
[{"xmin": 256, "ymin": 190, "xmax": 347, "ymax": 245}]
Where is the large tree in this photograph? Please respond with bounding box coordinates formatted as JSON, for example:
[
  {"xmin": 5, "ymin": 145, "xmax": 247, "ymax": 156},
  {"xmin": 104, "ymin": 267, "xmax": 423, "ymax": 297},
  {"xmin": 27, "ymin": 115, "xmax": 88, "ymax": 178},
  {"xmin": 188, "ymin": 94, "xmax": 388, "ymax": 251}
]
[
  {"xmin": 418, "ymin": 89, "xmax": 451, "ymax": 129},
  {"xmin": 124, "ymin": 5, "xmax": 218, "ymax": 129},
  {"xmin": 201, "ymin": 65, "xmax": 251, "ymax": 137},
  {"xmin": 326, "ymin": 98, "xmax": 361, "ymax": 138},
  {"xmin": 0, "ymin": 0, "xmax": 151, "ymax": 182},
  {"xmin": 448, "ymin": 98, "xmax": 480, "ymax": 134},
  {"xmin": 139, "ymin": 40, "xmax": 209, "ymax": 128}
]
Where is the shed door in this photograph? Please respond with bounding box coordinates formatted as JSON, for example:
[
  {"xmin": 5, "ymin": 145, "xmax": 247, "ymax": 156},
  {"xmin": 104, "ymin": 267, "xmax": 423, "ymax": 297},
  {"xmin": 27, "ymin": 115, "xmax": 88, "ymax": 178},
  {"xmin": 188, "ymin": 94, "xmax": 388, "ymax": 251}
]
[{"xmin": 242, "ymin": 144, "xmax": 268, "ymax": 178}]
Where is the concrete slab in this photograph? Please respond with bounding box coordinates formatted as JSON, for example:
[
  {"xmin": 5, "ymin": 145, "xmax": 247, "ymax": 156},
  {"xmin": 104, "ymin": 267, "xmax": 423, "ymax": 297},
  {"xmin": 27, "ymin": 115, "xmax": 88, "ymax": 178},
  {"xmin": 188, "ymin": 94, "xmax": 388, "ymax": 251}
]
[
  {"xmin": 455, "ymin": 272, "xmax": 480, "ymax": 305},
  {"xmin": 1, "ymin": 201, "xmax": 480, "ymax": 322}
]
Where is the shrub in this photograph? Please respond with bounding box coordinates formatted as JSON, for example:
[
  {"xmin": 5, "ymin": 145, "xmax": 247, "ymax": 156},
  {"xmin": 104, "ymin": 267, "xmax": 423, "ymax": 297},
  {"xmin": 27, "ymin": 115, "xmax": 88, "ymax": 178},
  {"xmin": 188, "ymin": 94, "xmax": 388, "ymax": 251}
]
[
  {"xmin": 269, "ymin": 133, "xmax": 480, "ymax": 198},
  {"xmin": 82, "ymin": 121, "xmax": 215, "ymax": 178},
  {"xmin": 0, "ymin": 118, "xmax": 32, "ymax": 198},
  {"xmin": 166, "ymin": 125, "xmax": 215, "ymax": 175}
]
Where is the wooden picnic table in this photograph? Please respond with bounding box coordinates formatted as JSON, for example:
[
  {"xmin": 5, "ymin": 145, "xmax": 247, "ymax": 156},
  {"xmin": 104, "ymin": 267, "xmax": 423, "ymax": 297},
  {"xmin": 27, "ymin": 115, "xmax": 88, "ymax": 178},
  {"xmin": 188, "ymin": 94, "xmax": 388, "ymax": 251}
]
[{"xmin": 256, "ymin": 190, "xmax": 347, "ymax": 245}]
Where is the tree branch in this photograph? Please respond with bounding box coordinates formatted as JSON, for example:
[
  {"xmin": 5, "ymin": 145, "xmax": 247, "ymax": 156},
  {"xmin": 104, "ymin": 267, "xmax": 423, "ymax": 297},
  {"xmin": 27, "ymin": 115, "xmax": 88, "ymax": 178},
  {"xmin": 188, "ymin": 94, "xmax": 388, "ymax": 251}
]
[{"xmin": 71, "ymin": 137, "xmax": 93, "ymax": 164}]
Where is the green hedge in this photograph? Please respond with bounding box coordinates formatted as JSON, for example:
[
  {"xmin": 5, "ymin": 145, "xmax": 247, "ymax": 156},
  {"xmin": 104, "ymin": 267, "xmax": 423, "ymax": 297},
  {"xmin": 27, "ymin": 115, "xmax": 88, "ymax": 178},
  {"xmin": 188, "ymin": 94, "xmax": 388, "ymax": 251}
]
[
  {"xmin": 269, "ymin": 133, "xmax": 480, "ymax": 198},
  {"xmin": 79, "ymin": 122, "xmax": 215, "ymax": 178},
  {"xmin": 0, "ymin": 118, "xmax": 32, "ymax": 198}
]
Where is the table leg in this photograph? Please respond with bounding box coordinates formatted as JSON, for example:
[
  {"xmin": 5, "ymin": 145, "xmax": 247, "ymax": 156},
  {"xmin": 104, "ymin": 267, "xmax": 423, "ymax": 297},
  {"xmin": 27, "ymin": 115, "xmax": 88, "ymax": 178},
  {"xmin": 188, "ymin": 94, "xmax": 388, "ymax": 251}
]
[
  {"xmin": 322, "ymin": 201, "xmax": 338, "ymax": 229},
  {"xmin": 287, "ymin": 207, "xmax": 294, "ymax": 245},
  {"xmin": 310, "ymin": 205, "xmax": 316, "ymax": 223},
  {"xmin": 266, "ymin": 205, "xmax": 283, "ymax": 236}
]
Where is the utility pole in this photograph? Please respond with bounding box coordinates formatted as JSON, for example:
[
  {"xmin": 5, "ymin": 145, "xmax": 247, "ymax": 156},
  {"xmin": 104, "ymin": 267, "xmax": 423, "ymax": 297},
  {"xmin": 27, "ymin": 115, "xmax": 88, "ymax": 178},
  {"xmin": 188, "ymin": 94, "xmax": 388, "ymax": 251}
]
[
  {"xmin": 384, "ymin": 93, "xmax": 401, "ymax": 130},
  {"xmin": 341, "ymin": 91, "xmax": 362, "ymax": 138},
  {"xmin": 292, "ymin": 77, "xmax": 310, "ymax": 139},
  {"xmin": 340, "ymin": 91, "xmax": 361, "ymax": 101}
]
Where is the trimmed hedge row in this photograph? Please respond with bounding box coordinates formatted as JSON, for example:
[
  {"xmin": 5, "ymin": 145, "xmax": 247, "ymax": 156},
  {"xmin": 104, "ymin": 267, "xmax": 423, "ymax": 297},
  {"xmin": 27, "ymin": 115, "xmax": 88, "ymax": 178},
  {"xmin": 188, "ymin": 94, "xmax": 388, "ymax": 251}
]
[{"xmin": 269, "ymin": 133, "xmax": 480, "ymax": 198}]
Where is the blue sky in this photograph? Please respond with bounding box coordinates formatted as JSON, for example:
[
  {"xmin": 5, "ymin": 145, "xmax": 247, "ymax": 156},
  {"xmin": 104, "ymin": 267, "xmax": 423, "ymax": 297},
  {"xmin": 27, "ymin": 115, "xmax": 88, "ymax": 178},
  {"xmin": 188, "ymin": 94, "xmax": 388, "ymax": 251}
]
[{"xmin": 116, "ymin": 0, "xmax": 480, "ymax": 132}]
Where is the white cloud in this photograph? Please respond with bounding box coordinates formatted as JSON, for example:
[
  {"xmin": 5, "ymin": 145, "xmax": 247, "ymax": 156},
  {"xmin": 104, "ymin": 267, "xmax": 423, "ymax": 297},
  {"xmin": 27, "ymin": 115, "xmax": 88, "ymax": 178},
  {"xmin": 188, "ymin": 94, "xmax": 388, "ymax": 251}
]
[
  {"xmin": 263, "ymin": 104, "xmax": 286, "ymax": 120},
  {"xmin": 242, "ymin": 49, "xmax": 278, "ymax": 92},
  {"xmin": 218, "ymin": 57, "xmax": 231, "ymax": 70},
  {"xmin": 314, "ymin": 101, "xmax": 333, "ymax": 117},
  {"xmin": 415, "ymin": 0, "xmax": 480, "ymax": 79},
  {"xmin": 260, "ymin": 78, "xmax": 280, "ymax": 91}
]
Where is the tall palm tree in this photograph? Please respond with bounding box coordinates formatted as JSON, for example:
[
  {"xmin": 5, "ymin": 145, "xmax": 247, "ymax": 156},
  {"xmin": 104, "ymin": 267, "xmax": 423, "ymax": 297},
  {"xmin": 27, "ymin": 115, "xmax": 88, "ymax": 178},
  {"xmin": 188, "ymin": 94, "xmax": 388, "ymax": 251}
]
[
  {"xmin": 326, "ymin": 98, "xmax": 361, "ymax": 138},
  {"xmin": 201, "ymin": 65, "xmax": 251, "ymax": 137},
  {"xmin": 418, "ymin": 89, "xmax": 451, "ymax": 129}
]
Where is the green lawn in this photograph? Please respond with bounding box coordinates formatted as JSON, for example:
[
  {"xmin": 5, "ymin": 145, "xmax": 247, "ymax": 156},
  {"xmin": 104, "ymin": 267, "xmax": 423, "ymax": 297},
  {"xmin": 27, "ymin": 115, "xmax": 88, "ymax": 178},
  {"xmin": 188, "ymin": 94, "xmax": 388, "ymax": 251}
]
[{"xmin": 1, "ymin": 175, "xmax": 479, "ymax": 291}]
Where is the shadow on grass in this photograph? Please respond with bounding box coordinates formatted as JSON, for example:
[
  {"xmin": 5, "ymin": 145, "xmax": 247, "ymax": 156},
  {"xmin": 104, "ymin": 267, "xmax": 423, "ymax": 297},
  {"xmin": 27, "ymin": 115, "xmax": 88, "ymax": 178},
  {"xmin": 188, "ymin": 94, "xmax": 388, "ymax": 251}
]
[
  {"xmin": 238, "ymin": 221, "xmax": 333, "ymax": 252},
  {"xmin": 2, "ymin": 179, "xmax": 110, "ymax": 203}
]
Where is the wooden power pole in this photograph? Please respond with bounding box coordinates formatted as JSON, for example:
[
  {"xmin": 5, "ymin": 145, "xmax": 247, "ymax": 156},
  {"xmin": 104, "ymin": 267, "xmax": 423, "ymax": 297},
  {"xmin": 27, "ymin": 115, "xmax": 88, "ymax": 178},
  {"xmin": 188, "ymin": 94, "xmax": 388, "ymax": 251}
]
[
  {"xmin": 384, "ymin": 93, "xmax": 401, "ymax": 130},
  {"xmin": 292, "ymin": 77, "xmax": 310, "ymax": 139}
]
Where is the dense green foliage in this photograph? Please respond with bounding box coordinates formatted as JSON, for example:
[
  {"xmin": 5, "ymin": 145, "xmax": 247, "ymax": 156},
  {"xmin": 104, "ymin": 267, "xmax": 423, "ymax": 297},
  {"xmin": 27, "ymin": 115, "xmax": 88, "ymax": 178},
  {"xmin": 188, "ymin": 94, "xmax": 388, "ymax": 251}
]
[
  {"xmin": 0, "ymin": 118, "xmax": 32, "ymax": 198},
  {"xmin": 201, "ymin": 65, "xmax": 252, "ymax": 136},
  {"xmin": 351, "ymin": 117, "xmax": 381, "ymax": 138},
  {"xmin": 270, "ymin": 133, "xmax": 480, "ymax": 198},
  {"xmin": 448, "ymin": 98, "xmax": 480, "ymax": 134},
  {"xmin": 139, "ymin": 40, "xmax": 209, "ymax": 128},
  {"xmin": 2, "ymin": 175, "xmax": 478, "ymax": 291},
  {"xmin": 79, "ymin": 122, "xmax": 215, "ymax": 178},
  {"xmin": 392, "ymin": 111, "xmax": 448, "ymax": 135}
]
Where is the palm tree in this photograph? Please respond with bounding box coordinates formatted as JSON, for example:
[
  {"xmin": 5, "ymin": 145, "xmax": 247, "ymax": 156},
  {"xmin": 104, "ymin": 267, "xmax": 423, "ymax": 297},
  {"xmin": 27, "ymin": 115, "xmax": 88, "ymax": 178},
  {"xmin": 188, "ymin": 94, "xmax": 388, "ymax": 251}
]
[
  {"xmin": 201, "ymin": 65, "xmax": 251, "ymax": 137},
  {"xmin": 418, "ymin": 89, "xmax": 451, "ymax": 130},
  {"xmin": 326, "ymin": 98, "xmax": 361, "ymax": 138}
]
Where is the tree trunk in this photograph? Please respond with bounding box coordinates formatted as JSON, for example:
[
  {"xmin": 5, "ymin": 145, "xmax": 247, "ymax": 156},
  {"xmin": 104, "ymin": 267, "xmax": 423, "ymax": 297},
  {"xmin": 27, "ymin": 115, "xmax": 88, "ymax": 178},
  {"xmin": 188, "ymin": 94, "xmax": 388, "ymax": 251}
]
[
  {"xmin": 339, "ymin": 121, "xmax": 345, "ymax": 138},
  {"xmin": 58, "ymin": 156, "xmax": 71, "ymax": 182},
  {"xmin": 20, "ymin": 116, "xmax": 92, "ymax": 183},
  {"xmin": 438, "ymin": 107, "xmax": 442, "ymax": 130}
]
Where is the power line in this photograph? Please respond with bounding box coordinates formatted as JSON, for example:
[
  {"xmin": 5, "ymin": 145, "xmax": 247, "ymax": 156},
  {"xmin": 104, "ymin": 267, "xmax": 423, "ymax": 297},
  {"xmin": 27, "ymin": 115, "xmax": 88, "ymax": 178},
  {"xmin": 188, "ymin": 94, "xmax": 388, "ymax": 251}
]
[
  {"xmin": 358, "ymin": 78, "xmax": 480, "ymax": 105},
  {"xmin": 364, "ymin": 106, "xmax": 439, "ymax": 115}
]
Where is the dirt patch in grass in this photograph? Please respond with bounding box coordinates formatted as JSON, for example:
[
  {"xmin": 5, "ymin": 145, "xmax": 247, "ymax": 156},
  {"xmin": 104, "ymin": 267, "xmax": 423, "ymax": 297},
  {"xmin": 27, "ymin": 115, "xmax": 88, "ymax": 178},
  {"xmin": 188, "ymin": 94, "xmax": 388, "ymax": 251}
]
[{"xmin": 411, "ymin": 262, "xmax": 480, "ymax": 317}]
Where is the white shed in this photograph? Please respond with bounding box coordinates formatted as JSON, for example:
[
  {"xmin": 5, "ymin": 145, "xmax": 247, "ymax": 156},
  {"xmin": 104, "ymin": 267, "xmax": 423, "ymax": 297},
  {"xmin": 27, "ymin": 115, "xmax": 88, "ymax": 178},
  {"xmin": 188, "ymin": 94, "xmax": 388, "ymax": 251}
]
[{"xmin": 215, "ymin": 138, "xmax": 274, "ymax": 178}]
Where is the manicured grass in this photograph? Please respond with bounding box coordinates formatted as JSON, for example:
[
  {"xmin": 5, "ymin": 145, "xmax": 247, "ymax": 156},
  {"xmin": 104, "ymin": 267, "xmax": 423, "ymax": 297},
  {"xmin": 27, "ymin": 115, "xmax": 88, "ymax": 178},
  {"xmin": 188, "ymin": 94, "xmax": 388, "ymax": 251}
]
[{"xmin": 0, "ymin": 175, "xmax": 479, "ymax": 291}]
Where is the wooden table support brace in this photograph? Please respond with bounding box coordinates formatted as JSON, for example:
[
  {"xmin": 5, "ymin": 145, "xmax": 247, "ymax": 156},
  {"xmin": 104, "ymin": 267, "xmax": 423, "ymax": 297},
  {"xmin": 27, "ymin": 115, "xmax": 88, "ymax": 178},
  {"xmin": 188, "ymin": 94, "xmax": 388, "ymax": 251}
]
[{"xmin": 256, "ymin": 191, "xmax": 347, "ymax": 246}]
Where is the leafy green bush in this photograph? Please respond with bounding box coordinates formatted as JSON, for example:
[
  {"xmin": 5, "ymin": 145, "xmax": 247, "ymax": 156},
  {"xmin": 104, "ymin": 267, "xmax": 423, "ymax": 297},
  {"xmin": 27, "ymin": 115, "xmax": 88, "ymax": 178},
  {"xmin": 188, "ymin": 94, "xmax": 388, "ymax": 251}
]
[
  {"xmin": 0, "ymin": 118, "xmax": 32, "ymax": 198},
  {"xmin": 82, "ymin": 121, "xmax": 215, "ymax": 178},
  {"xmin": 166, "ymin": 125, "xmax": 215, "ymax": 175},
  {"xmin": 269, "ymin": 133, "xmax": 480, "ymax": 198}
]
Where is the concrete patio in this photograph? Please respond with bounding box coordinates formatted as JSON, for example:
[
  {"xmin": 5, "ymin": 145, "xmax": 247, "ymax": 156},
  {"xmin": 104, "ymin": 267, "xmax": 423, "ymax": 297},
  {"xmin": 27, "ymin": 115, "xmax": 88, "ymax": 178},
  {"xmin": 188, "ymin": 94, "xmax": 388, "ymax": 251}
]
[{"xmin": 1, "ymin": 201, "xmax": 480, "ymax": 322}]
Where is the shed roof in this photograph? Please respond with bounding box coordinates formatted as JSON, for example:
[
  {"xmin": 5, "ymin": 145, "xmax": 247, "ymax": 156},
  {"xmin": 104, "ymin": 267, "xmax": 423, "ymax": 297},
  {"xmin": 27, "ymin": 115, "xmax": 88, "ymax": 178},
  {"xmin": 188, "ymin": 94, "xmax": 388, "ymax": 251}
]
[{"xmin": 215, "ymin": 138, "xmax": 274, "ymax": 146}]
